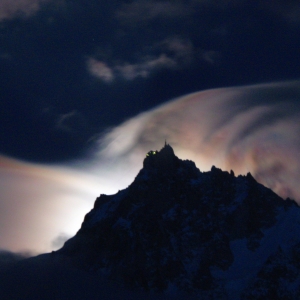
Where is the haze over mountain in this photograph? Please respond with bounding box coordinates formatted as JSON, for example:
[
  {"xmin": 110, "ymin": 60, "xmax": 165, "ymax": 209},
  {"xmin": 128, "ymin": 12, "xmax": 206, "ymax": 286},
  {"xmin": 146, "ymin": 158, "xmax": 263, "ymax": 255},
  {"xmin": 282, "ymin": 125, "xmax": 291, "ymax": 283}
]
[{"xmin": 1, "ymin": 144, "xmax": 300, "ymax": 299}]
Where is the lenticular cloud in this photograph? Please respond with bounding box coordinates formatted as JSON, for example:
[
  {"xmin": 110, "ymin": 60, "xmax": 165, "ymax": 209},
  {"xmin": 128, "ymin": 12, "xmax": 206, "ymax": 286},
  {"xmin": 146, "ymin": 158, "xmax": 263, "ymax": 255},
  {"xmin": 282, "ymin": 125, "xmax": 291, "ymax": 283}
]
[
  {"xmin": 1, "ymin": 80, "xmax": 299, "ymax": 254},
  {"xmin": 94, "ymin": 80, "xmax": 300, "ymax": 203}
]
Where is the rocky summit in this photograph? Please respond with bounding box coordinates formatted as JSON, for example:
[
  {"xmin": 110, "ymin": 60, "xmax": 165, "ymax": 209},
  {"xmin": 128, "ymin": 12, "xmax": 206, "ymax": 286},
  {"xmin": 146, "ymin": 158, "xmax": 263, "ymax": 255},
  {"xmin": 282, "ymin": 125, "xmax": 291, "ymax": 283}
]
[{"xmin": 56, "ymin": 143, "xmax": 300, "ymax": 299}]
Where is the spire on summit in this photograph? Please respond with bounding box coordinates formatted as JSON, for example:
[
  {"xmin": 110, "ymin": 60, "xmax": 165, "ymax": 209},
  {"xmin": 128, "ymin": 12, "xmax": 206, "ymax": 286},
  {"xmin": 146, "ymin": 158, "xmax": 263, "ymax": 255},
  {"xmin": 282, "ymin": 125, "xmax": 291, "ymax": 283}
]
[{"xmin": 143, "ymin": 142, "xmax": 178, "ymax": 172}]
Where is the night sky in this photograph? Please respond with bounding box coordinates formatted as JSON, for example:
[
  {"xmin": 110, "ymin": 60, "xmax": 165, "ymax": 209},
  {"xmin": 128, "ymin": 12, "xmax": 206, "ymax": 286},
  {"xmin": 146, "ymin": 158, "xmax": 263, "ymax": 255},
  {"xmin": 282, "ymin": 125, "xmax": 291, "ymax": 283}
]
[{"xmin": 0, "ymin": 0, "xmax": 299, "ymax": 254}]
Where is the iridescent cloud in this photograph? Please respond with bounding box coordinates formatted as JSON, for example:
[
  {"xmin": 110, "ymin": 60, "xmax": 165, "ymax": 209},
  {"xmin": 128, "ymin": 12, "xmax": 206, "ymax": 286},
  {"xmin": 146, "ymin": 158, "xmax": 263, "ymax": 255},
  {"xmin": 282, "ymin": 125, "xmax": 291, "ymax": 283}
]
[
  {"xmin": 94, "ymin": 80, "xmax": 300, "ymax": 202},
  {"xmin": 1, "ymin": 80, "xmax": 299, "ymax": 254}
]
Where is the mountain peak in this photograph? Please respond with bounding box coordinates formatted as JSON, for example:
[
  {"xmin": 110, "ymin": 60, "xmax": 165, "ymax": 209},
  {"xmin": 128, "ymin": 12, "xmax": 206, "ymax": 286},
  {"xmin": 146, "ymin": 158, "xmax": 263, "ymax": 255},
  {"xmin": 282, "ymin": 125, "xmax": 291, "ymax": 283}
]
[
  {"xmin": 57, "ymin": 146, "xmax": 300, "ymax": 299},
  {"xmin": 143, "ymin": 143, "xmax": 178, "ymax": 173}
]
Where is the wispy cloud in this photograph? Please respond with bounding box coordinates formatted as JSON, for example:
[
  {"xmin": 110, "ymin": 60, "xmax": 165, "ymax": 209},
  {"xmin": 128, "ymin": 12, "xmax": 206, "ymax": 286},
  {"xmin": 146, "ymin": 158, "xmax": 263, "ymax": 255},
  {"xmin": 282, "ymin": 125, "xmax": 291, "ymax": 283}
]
[
  {"xmin": 55, "ymin": 110, "xmax": 87, "ymax": 134},
  {"xmin": 87, "ymin": 58, "xmax": 114, "ymax": 83},
  {"xmin": 116, "ymin": 0, "xmax": 300, "ymax": 27},
  {"xmin": 87, "ymin": 37, "xmax": 199, "ymax": 82},
  {"xmin": 260, "ymin": 0, "xmax": 300, "ymax": 25},
  {"xmin": 51, "ymin": 232, "xmax": 71, "ymax": 250},
  {"xmin": 115, "ymin": 54, "xmax": 177, "ymax": 80},
  {"xmin": 202, "ymin": 50, "xmax": 221, "ymax": 64},
  {"xmin": 157, "ymin": 37, "xmax": 195, "ymax": 65},
  {"xmin": 0, "ymin": 0, "xmax": 50, "ymax": 21},
  {"xmin": 93, "ymin": 80, "xmax": 300, "ymax": 202},
  {"xmin": 115, "ymin": 0, "xmax": 192, "ymax": 24},
  {"xmin": 87, "ymin": 54, "xmax": 177, "ymax": 82}
]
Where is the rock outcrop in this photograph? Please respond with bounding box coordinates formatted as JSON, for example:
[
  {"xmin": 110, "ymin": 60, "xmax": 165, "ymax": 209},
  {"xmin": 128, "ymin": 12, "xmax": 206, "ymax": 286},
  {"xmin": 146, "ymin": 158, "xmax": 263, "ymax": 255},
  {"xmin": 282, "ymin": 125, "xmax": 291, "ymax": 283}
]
[{"xmin": 57, "ymin": 144, "xmax": 300, "ymax": 299}]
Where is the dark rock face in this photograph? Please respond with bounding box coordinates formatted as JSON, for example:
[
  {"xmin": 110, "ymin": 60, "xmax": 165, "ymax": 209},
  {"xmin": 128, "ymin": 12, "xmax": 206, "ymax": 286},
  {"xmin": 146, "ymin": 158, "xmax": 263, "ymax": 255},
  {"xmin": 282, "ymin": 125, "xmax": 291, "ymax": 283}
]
[
  {"xmin": 58, "ymin": 144, "xmax": 300, "ymax": 299},
  {"xmin": 241, "ymin": 245, "xmax": 300, "ymax": 299}
]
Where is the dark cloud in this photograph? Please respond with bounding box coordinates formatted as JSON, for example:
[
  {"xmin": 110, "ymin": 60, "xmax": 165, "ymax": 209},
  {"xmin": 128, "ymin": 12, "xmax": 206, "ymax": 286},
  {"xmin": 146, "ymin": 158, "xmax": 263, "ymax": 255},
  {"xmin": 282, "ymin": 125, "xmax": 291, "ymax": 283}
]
[
  {"xmin": 259, "ymin": 0, "xmax": 300, "ymax": 25},
  {"xmin": 0, "ymin": 0, "xmax": 49, "ymax": 20},
  {"xmin": 87, "ymin": 36, "xmax": 198, "ymax": 82},
  {"xmin": 1, "ymin": 0, "xmax": 299, "ymax": 164},
  {"xmin": 0, "ymin": 250, "xmax": 32, "ymax": 267},
  {"xmin": 115, "ymin": 0, "xmax": 192, "ymax": 24},
  {"xmin": 88, "ymin": 54, "xmax": 177, "ymax": 82},
  {"xmin": 51, "ymin": 233, "xmax": 71, "ymax": 249},
  {"xmin": 55, "ymin": 110, "xmax": 88, "ymax": 134},
  {"xmin": 83, "ymin": 0, "xmax": 300, "ymax": 89}
]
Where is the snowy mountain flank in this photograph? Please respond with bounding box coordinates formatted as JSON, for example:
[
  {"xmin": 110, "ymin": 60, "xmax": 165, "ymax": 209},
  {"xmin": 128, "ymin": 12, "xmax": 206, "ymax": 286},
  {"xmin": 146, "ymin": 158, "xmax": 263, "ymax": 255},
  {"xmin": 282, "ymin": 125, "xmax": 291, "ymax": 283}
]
[
  {"xmin": 57, "ymin": 143, "xmax": 300, "ymax": 299},
  {"xmin": 1, "ymin": 144, "xmax": 300, "ymax": 299}
]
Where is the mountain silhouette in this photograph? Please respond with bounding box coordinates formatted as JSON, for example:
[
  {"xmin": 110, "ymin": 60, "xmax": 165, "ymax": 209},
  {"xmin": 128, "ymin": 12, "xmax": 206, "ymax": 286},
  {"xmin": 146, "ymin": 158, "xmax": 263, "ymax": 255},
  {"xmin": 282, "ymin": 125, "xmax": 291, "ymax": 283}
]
[{"xmin": 1, "ymin": 144, "xmax": 300, "ymax": 299}]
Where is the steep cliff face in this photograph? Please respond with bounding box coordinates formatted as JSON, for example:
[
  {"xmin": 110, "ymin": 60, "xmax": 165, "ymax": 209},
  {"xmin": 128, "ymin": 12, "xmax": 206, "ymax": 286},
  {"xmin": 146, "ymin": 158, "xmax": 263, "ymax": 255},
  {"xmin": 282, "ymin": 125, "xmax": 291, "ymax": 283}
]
[{"xmin": 58, "ymin": 144, "xmax": 300, "ymax": 298}]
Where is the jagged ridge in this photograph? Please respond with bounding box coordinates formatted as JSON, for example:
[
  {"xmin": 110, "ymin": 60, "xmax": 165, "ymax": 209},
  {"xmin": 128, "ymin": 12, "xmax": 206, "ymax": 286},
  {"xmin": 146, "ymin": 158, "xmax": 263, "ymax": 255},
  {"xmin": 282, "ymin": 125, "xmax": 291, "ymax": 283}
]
[{"xmin": 58, "ymin": 144, "xmax": 300, "ymax": 299}]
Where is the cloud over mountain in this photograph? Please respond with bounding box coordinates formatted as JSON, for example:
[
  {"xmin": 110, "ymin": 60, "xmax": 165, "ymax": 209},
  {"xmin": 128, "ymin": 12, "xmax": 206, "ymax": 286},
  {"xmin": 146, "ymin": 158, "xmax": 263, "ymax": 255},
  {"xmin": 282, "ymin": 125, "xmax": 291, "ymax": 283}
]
[
  {"xmin": 94, "ymin": 80, "xmax": 300, "ymax": 202},
  {"xmin": 0, "ymin": 0, "xmax": 299, "ymax": 257},
  {"xmin": 1, "ymin": 80, "xmax": 299, "ymax": 255}
]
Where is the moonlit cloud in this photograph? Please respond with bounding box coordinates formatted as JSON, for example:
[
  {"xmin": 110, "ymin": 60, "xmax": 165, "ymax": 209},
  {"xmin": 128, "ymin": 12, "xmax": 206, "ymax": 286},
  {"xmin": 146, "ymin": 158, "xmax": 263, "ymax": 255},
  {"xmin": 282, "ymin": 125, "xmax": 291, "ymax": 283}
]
[
  {"xmin": 115, "ymin": 54, "xmax": 177, "ymax": 80},
  {"xmin": 0, "ymin": 156, "xmax": 103, "ymax": 253},
  {"xmin": 87, "ymin": 58, "xmax": 114, "ymax": 83},
  {"xmin": 1, "ymin": 80, "xmax": 300, "ymax": 254},
  {"xmin": 91, "ymin": 80, "xmax": 300, "ymax": 202},
  {"xmin": 55, "ymin": 110, "xmax": 87, "ymax": 134},
  {"xmin": 88, "ymin": 54, "xmax": 177, "ymax": 82},
  {"xmin": 157, "ymin": 37, "xmax": 195, "ymax": 66},
  {"xmin": 85, "ymin": 0, "xmax": 299, "ymax": 84},
  {"xmin": 88, "ymin": 37, "xmax": 197, "ymax": 82}
]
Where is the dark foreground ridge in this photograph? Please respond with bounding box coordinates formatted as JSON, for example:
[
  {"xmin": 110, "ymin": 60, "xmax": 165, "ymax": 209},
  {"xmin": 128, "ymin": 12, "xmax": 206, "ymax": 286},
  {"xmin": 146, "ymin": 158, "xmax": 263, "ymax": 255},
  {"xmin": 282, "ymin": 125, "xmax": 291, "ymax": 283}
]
[{"xmin": 1, "ymin": 144, "xmax": 300, "ymax": 299}]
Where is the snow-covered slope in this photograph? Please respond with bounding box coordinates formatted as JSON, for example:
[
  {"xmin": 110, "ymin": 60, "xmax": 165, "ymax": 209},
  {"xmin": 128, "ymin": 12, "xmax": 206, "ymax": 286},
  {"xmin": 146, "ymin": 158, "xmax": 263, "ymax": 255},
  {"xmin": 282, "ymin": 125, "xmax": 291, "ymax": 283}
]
[{"xmin": 57, "ymin": 144, "xmax": 300, "ymax": 299}]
